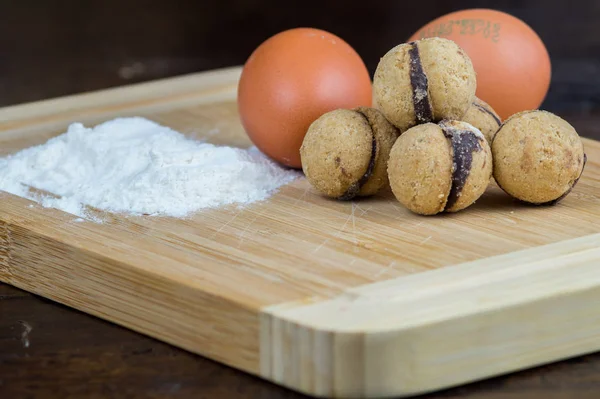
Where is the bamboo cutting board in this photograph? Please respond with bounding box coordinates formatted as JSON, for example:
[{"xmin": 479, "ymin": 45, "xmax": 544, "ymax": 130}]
[{"xmin": 2, "ymin": 66, "xmax": 600, "ymax": 398}]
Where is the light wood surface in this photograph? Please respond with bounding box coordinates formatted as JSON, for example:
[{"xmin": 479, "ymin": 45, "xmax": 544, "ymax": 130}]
[{"xmin": 1, "ymin": 66, "xmax": 600, "ymax": 398}]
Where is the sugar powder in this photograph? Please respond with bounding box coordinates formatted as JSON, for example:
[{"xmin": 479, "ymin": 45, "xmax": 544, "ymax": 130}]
[{"xmin": 0, "ymin": 117, "xmax": 300, "ymax": 220}]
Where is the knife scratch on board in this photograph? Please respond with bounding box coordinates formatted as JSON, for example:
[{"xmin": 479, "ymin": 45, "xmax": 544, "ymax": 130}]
[
  {"xmin": 237, "ymin": 206, "xmax": 269, "ymax": 247},
  {"xmin": 355, "ymin": 204, "xmax": 372, "ymax": 217},
  {"xmin": 374, "ymin": 261, "xmax": 397, "ymax": 278},
  {"xmin": 351, "ymin": 203, "xmax": 357, "ymax": 245},
  {"xmin": 291, "ymin": 185, "xmax": 310, "ymax": 206},
  {"xmin": 210, "ymin": 209, "xmax": 243, "ymax": 239},
  {"xmin": 388, "ymin": 201, "xmax": 404, "ymax": 219},
  {"xmin": 313, "ymin": 202, "xmax": 357, "ymax": 253},
  {"xmin": 237, "ymin": 214, "xmax": 260, "ymax": 248},
  {"xmin": 239, "ymin": 265, "xmax": 283, "ymax": 283},
  {"xmin": 420, "ymin": 236, "xmax": 432, "ymax": 245}
]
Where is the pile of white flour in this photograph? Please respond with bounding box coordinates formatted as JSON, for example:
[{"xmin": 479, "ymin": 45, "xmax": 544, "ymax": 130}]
[{"xmin": 0, "ymin": 117, "xmax": 299, "ymax": 220}]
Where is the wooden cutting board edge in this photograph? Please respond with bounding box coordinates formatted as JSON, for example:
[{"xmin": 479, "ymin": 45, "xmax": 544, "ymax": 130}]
[
  {"xmin": 2, "ymin": 66, "xmax": 600, "ymax": 398},
  {"xmin": 3, "ymin": 201, "xmax": 600, "ymax": 398},
  {"xmin": 262, "ymin": 232, "xmax": 600, "ymax": 398},
  {"xmin": 0, "ymin": 66, "xmax": 243, "ymax": 133}
]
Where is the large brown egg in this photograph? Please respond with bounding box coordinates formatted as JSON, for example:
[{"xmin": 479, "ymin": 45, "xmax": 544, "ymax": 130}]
[
  {"xmin": 408, "ymin": 9, "xmax": 551, "ymax": 120},
  {"xmin": 237, "ymin": 28, "xmax": 373, "ymax": 168}
]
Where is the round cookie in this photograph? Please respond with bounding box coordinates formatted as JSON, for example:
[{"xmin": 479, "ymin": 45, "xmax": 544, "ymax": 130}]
[
  {"xmin": 388, "ymin": 120, "xmax": 492, "ymax": 215},
  {"xmin": 492, "ymin": 110, "xmax": 586, "ymax": 205},
  {"xmin": 461, "ymin": 97, "xmax": 502, "ymax": 145},
  {"xmin": 300, "ymin": 107, "xmax": 400, "ymax": 200},
  {"xmin": 373, "ymin": 37, "xmax": 477, "ymax": 132}
]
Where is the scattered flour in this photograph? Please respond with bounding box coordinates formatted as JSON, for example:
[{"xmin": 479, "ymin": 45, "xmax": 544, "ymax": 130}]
[{"xmin": 0, "ymin": 117, "xmax": 299, "ymax": 220}]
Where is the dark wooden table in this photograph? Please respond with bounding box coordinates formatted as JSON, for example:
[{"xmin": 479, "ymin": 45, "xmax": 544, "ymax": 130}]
[{"xmin": 2, "ymin": 111, "xmax": 600, "ymax": 398}]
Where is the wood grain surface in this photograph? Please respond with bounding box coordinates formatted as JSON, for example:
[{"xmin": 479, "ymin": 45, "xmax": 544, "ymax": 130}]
[
  {"xmin": 3, "ymin": 282, "xmax": 600, "ymax": 399},
  {"xmin": 1, "ymin": 67, "xmax": 600, "ymax": 397}
]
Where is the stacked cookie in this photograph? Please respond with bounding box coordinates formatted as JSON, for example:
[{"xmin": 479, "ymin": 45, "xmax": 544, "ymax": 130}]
[{"xmin": 300, "ymin": 37, "xmax": 587, "ymax": 215}]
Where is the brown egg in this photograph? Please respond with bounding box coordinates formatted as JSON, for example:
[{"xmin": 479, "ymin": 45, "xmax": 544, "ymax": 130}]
[
  {"xmin": 408, "ymin": 9, "xmax": 551, "ymax": 120},
  {"xmin": 237, "ymin": 28, "xmax": 373, "ymax": 168}
]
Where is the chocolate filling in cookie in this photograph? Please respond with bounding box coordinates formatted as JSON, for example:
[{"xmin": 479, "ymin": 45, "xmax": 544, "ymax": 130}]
[
  {"xmin": 440, "ymin": 121, "xmax": 484, "ymax": 210},
  {"xmin": 408, "ymin": 42, "xmax": 433, "ymax": 125},
  {"xmin": 473, "ymin": 101, "xmax": 502, "ymax": 126},
  {"xmin": 338, "ymin": 110, "xmax": 378, "ymax": 200}
]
